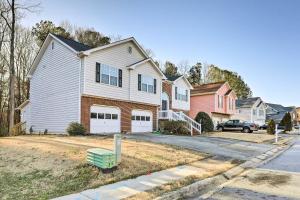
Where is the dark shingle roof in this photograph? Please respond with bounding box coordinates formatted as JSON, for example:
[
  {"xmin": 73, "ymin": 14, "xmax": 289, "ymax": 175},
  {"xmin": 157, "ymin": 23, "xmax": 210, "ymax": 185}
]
[
  {"xmin": 266, "ymin": 103, "xmax": 287, "ymax": 112},
  {"xmin": 236, "ymin": 97, "xmax": 260, "ymax": 108},
  {"xmin": 191, "ymin": 81, "xmax": 226, "ymax": 95},
  {"xmin": 165, "ymin": 74, "xmax": 182, "ymax": 81},
  {"xmin": 53, "ymin": 34, "xmax": 92, "ymax": 51}
]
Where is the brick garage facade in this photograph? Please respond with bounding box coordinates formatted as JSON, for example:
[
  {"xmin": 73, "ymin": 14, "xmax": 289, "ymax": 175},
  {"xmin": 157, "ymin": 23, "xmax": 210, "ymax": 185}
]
[{"xmin": 81, "ymin": 95, "xmax": 159, "ymax": 133}]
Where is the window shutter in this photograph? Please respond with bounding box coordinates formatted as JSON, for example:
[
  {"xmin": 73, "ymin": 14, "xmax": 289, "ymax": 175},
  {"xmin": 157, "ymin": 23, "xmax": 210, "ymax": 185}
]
[
  {"xmin": 96, "ymin": 62, "xmax": 100, "ymax": 83},
  {"xmin": 175, "ymin": 87, "xmax": 178, "ymax": 100},
  {"xmin": 138, "ymin": 74, "xmax": 141, "ymax": 91},
  {"xmin": 118, "ymin": 69, "xmax": 122, "ymax": 87},
  {"xmin": 185, "ymin": 90, "xmax": 188, "ymax": 102},
  {"xmin": 154, "ymin": 79, "xmax": 157, "ymax": 94}
]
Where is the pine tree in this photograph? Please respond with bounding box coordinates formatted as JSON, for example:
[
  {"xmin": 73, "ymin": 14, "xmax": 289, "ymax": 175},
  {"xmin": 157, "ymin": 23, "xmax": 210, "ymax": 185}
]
[{"xmin": 188, "ymin": 62, "xmax": 202, "ymax": 85}]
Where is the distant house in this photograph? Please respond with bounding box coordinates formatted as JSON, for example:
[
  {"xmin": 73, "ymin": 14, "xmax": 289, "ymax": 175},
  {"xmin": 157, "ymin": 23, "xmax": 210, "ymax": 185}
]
[
  {"xmin": 190, "ymin": 81, "xmax": 237, "ymax": 127},
  {"xmin": 266, "ymin": 103, "xmax": 298, "ymax": 125},
  {"xmin": 297, "ymin": 107, "xmax": 300, "ymax": 125},
  {"xmin": 234, "ymin": 97, "xmax": 267, "ymax": 126}
]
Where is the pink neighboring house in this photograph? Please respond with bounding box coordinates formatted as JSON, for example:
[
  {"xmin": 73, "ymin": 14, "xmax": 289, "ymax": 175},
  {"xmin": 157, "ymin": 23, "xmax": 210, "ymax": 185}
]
[{"xmin": 190, "ymin": 82, "xmax": 237, "ymax": 126}]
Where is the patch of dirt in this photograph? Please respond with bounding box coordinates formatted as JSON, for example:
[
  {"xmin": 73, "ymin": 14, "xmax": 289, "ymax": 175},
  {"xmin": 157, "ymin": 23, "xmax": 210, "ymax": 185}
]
[{"xmin": 247, "ymin": 173, "xmax": 291, "ymax": 186}]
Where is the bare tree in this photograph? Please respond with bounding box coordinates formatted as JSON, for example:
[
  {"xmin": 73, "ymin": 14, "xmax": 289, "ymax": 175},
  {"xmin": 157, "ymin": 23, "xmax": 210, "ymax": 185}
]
[
  {"xmin": 177, "ymin": 60, "xmax": 190, "ymax": 75},
  {"xmin": 0, "ymin": 0, "xmax": 40, "ymax": 135}
]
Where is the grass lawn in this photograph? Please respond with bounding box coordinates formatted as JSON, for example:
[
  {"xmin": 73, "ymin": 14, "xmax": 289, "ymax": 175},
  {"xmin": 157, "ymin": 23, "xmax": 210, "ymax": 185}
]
[
  {"xmin": 0, "ymin": 135, "xmax": 207, "ymax": 200},
  {"xmin": 207, "ymin": 131, "xmax": 276, "ymax": 143}
]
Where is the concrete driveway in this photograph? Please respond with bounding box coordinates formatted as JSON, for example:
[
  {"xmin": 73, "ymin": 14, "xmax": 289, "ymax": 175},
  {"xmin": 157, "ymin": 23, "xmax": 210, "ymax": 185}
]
[{"xmin": 124, "ymin": 133, "xmax": 274, "ymax": 161}]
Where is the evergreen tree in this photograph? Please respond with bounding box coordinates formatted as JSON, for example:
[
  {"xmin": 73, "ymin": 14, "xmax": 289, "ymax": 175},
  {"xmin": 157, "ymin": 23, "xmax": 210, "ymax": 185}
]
[
  {"xmin": 32, "ymin": 20, "xmax": 72, "ymax": 47},
  {"xmin": 188, "ymin": 62, "xmax": 202, "ymax": 85},
  {"xmin": 164, "ymin": 61, "xmax": 179, "ymax": 77},
  {"xmin": 267, "ymin": 119, "xmax": 276, "ymax": 135},
  {"xmin": 195, "ymin": 112, "xmax": 214, "ymax": 132},
  {"xmin": 280, "ymin": 112, "xmax": 293, "ymax": 132}
]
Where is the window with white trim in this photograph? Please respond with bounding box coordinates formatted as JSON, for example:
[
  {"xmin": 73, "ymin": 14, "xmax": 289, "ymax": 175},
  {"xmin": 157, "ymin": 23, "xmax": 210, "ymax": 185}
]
[
  {"xmin": 259, "ymin": 109, "xmax": 264, "ymax": 116},
  {"xmin": 101, "ymin": 64, "xmax": 118, "ymax": 86},
  {"xmin": 141, "ymin": 75, "xmax": 154, "ymax": 93},
  {"xmin": 176, "ymin": 87, "xmax": 188, "ymax": 101},
  {"xmin": 218, "ymin": 95, "xmax": 223, "ymax": 108},
  {"xmin": 253, "ymin": 109, "xmax": 257, "ymax": 115}
]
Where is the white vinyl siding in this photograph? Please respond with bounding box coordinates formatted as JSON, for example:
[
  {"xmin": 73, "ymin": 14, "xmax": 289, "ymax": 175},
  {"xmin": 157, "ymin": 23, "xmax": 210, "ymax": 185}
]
[
  {"xmin": 30, "ymin": 39, "xmax": 80, "ymax": 133},
  {"xmin": 83, "ymin": 42, "xmax": 162, "ymax": 106},
  {"xmin": 20, "ymin": 103, "xmax": 31, "ymax": 133},
  {"xmin": 172, "ymin": 78, "xmax": 190, "ymax": 111},
  {"xmin": 130, "ymin": 62, "xmax": 161, "ymax": 105}
]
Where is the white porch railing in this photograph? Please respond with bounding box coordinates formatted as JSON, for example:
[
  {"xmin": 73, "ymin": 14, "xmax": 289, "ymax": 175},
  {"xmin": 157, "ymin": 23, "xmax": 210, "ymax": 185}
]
[{"xmin": 158, "ymin": 110, "xmax": 202, "ymax": 135}]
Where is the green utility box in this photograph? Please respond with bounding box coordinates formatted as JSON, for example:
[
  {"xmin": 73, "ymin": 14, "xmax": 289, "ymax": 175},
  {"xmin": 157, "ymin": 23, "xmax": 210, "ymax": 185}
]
[{"xmin": 87, "ymin": 148, "xmax": 116, "ymax": 169}]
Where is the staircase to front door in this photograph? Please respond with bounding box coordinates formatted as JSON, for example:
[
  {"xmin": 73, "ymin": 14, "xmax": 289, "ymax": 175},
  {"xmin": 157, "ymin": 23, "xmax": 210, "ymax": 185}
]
[{"xmin": 158, "ymin": 110, "xmax": 202, "ymax": 135}]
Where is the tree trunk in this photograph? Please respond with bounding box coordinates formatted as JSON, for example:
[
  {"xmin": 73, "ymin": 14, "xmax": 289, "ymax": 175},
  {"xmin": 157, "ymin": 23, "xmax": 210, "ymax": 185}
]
[{"xmin": 8, "ymin": 0, "xmax": 15, "ymax": 135}]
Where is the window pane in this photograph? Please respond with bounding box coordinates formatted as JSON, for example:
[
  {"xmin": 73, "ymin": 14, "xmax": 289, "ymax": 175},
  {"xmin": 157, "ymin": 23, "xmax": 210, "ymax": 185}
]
[
  {"xmin": 136, "ymin": 116, "xmax": 141, "ymax": 121},
  {"xmin": 101, "ymin": 65, "xmax": 109, "ymax": 75},
  {"xmin": 110, "ymin": 67, "xmax": 118, "ymax": 77},
  {"xmin": 131, "ymin": 115, "xmax": 135, "ymax": 120},
  {"xmin": 112, "ymin": 114, "xmax": 118, "ymax": 120},
  {"xmin": 148, "ymin": 85, "xmax": 154, "ymax": 93},
  {"xmin": 142, "ymin": 84, "xmax": 147, "ymax": 92},
  {"xmin": 91, "ymin": 112, "xmax": 97, "ymax": 119},
  {"xmin": 146, "ymin": 116, "xmax": 150, "ymax": 121},
  {"xmin": 110, "ymin": 76, "xmax": 118, "ymax": 86},
  {"xmin": 105, "ymin": 113, "xmax": 112, "ymax": 119},
  {"xmin": 141, "ymin": 116, "xmax": 145, "ymax": 121},
  {"xmin": 98, "ymin": 113, "xmax": 104, "ymax": 119},
  {"xmin": 101, "ymin": 74, "xmax": 109, "ymax": 84}
]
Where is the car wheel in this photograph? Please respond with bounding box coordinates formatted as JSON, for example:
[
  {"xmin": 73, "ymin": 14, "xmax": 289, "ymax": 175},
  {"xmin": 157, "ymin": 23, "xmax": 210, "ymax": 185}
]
[
  {"xmin": 243, "ymin": 127, "xmax": 250, "ymax": 133},
  {"xmin": 218, "ymin": 127, "xmax": 224, "ymax": 132}
]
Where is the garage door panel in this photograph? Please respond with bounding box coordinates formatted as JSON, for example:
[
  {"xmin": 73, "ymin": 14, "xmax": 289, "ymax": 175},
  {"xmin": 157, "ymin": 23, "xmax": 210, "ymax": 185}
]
[
  {"xmin": 90, "ymin": 105, "xmax": 120, "ymax": 134},
  {"xmin": 131, "ymin": 110, "xmax": 152, "ymax": 133}
]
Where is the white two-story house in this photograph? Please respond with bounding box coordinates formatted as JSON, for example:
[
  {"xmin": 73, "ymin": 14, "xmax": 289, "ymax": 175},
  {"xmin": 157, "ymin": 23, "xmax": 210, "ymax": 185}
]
[
  {"xmin": 20, "ymin": 33, "xmax": 197, "ymax": 134},
  {"xmin": 234, "ymin": 97, "xmax": 267, "ymax": 126}
]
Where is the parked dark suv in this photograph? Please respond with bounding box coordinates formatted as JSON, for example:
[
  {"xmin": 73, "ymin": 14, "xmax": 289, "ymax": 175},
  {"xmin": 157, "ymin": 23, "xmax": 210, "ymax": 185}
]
[{"xmin": 217, "ymin": 120, "xmax": 258, "ymax": 133}]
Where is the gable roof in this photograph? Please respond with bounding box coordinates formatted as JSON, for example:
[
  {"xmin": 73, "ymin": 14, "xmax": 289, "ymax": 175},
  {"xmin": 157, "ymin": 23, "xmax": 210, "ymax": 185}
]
[
  {"xmin": 266, "ymin": 103, "xmax": 287, "ymax": 112},
  {"xmin": 28, "ymin": 34, "xmax": 152, "ymax": 78},
  {"xmin": 191, "ymin": 81, "xmax": 226, "ymax": 95},
  {"xmin": 236, "ymin": 97, "xmax": 261, "ymax": 108},
  {"xmin": 127, "ymin": 58, "xmax": 166, "ymax": 78},
  {"xmin": 165, "ymin": 74, "xmax": 182, "ymax": 81},
  {"xmin": 52, "ymin": 34, "xmax": 92, "ymax": 51}
]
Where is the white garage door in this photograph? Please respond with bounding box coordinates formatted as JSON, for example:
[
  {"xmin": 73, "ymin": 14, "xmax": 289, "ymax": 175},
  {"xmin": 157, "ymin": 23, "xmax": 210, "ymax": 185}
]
[
  {"xmin": 131, "ymin": 110, "xmax": 153, "ymax": 133},
  {"xmin": 90, "ymin": 105, "xmax": 120, "ymax": 134}
]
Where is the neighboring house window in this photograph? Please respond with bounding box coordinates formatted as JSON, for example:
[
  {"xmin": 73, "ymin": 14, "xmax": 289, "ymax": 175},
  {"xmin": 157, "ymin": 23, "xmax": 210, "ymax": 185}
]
[
  {"xmin": 138, "ymin": 74, "xmax": 156, "ymax": 94},
  {"xmin": 218, "ymin": 95, "xmax": 223, "ymax": 108},
  {"xmin": 229, "ymin": 98, "xmax": 231, "ymax": 110},
  {"xmin": 259, "ymin": 109, "xmax": 264, "ymax": 116},
  {"xmin": 232, "ymin": 99, "xmax": 234, "ymax": 110},
  {"xmin": 253, "ymin": 109, "xmax": 257, "ymax": 116},
  {"xmin": 95, "ymin": 63, "xmax": 122, "ymax": 87},
  {"xmin": 175, "ymin": 87, "xmax": 188, "ymax": 101}
]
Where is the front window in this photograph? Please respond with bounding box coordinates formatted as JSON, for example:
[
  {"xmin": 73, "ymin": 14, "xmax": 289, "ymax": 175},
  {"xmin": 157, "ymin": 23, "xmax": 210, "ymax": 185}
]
[
  {"xmin": 176, "ymin": 87, "xmax": 188, "ymax": 101},
  {"xmin": 101, "ymin": 64, "xmax": 118, "ymax": 86},
  {"xmin": 141, "ymin": 75, "xmax": 154, "ymax": 93},
  {"xmin": 253, "ymin": 109, "xmax": 257, "ymax": 115},
  {"xmin": 259, "ymin": 109, "xmax": 264, "ymax": 116}
]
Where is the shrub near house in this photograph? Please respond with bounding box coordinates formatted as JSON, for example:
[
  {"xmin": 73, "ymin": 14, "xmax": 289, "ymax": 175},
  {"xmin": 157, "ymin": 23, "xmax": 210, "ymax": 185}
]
[{"xmin": 195, "ymin": 112, "xmax": 214, "ymax": 132}]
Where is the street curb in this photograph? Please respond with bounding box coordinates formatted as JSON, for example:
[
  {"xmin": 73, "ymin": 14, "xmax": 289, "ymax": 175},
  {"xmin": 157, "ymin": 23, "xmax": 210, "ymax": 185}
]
[{"xmin": 155, "ymin": 140, "xmax": 294, "ymax": 200}]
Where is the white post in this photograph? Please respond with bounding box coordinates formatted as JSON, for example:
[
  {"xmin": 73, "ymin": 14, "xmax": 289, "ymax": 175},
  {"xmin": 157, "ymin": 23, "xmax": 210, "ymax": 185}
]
[
  {"xmin": 275, "ymin": 124, "xmax": 278, "ymax": 143},
  {"xmin": 114, "ymin": 134, "xmax": 122, "ymax": 164}
]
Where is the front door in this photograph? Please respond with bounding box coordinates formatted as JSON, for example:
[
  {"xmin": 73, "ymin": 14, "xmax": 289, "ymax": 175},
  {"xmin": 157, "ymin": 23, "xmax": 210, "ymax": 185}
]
[{"xmin": 162, "ymin": 100, "xmax": 168, "ymax": 110}]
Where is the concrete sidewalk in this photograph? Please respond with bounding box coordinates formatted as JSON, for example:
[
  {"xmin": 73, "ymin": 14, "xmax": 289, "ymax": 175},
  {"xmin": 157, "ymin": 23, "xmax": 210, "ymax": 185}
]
[
  {"xmin": 53, "ymin": 164, "xmax": 205, "ymax": 200},
  {"xmin": 53, "ymin": 157, "xmax": 234, "ymax": 200}
]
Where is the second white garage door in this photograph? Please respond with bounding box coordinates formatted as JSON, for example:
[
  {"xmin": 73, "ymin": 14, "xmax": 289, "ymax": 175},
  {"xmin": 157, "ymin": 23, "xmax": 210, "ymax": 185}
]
[
  {"xmin": 90, "ymin": 105, "xmax": 120, "ymax": 134},
  {"xmin": 131, "ymin": 110, "xmax": 153, "ymax": 133}
]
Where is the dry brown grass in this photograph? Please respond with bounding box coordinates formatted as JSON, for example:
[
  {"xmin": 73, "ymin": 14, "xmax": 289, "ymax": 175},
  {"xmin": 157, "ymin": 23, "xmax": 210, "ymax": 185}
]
[
  {"xmin": 207, "ymin": 131, "xmax": 275, "ymax": 143},
  {"xmin": 0, "ymin": 135, "xmax": 207, "ymax": 200}
]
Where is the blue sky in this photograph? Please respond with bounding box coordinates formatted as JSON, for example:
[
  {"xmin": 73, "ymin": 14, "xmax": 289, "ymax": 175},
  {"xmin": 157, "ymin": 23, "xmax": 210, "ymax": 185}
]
[{"xmin": 22, "ymin": 0, "xmax": 300, "ymax": 106}]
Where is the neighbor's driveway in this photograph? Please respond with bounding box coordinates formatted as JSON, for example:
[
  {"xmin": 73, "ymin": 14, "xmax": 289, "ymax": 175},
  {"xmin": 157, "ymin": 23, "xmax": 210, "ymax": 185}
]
[{"xmin": 125, "ymin": 133, "xmax": 274, "ymax": 160}]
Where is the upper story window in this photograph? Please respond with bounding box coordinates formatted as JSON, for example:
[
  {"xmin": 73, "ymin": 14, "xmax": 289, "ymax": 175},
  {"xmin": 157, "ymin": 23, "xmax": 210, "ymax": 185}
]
[
  {"xmin": 218, "ymin": 95, "xmax": 223, "ymax": 108},
  {"xmin": 259, "ymin": 109, "xmax": 264, "ymax": 116},
  {"xmin": 138, "ymin": 74, "xmax": 156, "ymax": 94},
  {"xmin": 253, "ymin": 109, "xmax": 257, "ymax": 116},
  {"xmin": 175, "ymin": 87, "xmax": 188, "ymax": 102},
  {"xmin": 95, "ymin": 62, "xmax": 122, "ymax": 87}
]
